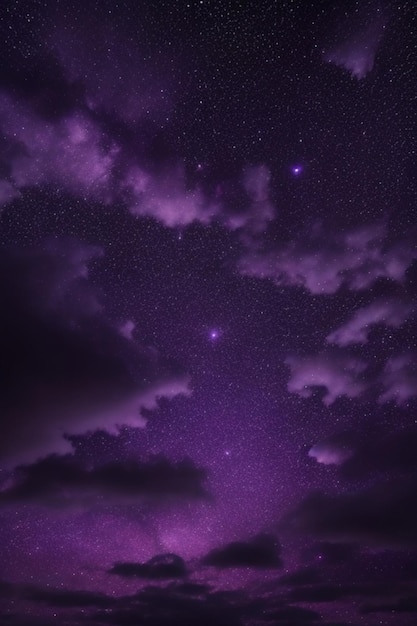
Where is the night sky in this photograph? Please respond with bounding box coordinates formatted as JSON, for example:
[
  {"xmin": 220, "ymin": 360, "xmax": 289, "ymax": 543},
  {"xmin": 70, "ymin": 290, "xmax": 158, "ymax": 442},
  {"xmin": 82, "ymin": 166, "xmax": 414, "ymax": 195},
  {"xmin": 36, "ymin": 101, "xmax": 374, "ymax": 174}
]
[{"xmin": 0, "ymin": 1, "xmax": 416, "ymax": 625}]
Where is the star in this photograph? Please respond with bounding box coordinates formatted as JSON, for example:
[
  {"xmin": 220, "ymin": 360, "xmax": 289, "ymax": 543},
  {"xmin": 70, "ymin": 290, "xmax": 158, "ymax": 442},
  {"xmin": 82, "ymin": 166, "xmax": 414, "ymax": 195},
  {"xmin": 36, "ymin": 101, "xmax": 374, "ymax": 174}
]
[{"xmin": 291, "ymin": 165, "xmax": 303, "ymax": 176}]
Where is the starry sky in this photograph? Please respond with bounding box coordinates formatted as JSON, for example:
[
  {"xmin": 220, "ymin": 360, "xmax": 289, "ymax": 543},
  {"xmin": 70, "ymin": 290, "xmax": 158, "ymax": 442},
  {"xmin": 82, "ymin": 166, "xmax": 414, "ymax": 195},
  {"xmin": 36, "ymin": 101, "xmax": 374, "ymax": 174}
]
[{"xmin": 0, "ymin": 1, "xmax": 416, "ymax": 625}]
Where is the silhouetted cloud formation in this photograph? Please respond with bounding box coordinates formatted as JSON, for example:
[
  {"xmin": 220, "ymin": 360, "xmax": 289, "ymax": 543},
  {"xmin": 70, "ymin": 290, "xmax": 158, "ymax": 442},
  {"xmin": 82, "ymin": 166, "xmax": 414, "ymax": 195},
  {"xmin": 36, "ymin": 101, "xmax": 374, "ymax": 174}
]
[
  {"xmin": 284, "ymin": 478, "xmax": 417, "ymax": 548},
  {"xmin": 109, "ymin": 553, "xmax": 187, "ymax": 579},
  {"xmin": 0, "ymin": 240, "xmax": 190, "ymax": 466},
  {"xmin": 0, "ymin": 455, "xmax": 207, "ymax": 508},
  {"xmin": 202, "ymin": 534, "xmax": 282, "ymax": 569}
]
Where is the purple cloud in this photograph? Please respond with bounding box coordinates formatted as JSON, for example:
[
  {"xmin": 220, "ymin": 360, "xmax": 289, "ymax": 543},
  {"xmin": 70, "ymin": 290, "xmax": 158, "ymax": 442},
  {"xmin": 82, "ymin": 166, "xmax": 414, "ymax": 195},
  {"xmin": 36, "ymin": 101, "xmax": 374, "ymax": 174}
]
[
  {"xmin": 379, "ymin": 354, "xmax": 417, "ymax": 406},
  {"xmin": 326, "ymin": 299, "xmax": 413, "ymax": 346},
  {"xmin": 0, "ymin": 86, "xmax": 276, "ymax": 235},
  {"xmin": 0, "ymin": 240, "xmax": 190, "ymax": 467},
  {"xmin": 323, "ymin": 11, "xmax": 386, "ymax": 79},
  {"xmin": 124, "ymin": 164, "xmax": 218, "ymax": 228},
  {"xmin": 0, "ymin": 93, "xmax": 117, "ymax": 204},
  {"xmin": 285, "ymin": 353, "xmax": 367, "ymax": 405},
  {"xmin": 225, "ymin": 165, "xmax": 275, "ymax": 234},
  {"xmin": 238, "ymin": 223, "xmax": 416, "ymax": 294},
  {"xmin": 309, "ymin": 433, "xmax": 355, "ymax": 466}
]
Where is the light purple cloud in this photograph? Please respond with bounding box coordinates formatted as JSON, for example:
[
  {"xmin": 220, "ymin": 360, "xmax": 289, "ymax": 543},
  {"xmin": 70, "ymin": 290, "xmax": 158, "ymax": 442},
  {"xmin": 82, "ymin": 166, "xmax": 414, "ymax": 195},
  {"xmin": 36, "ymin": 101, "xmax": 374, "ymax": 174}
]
[
  {"xmin": 309, "ymin": 433, "xmax": 355, "ymax": 466},
  {"xmin": 323, "ymin": 11, "xmax": 386, "ymax": 79},
  {"xmin": 225, "ymin": 165, "xmax": 275, "ymax": 234},
  {"xmin": 285, "ymin": 353, "xmax": 367, "ymax": 405},
  {"xmin": 0, "ymin": 88, "xmax": 276, "ymax": 235},
  {"xmin": 124, "ymin": 164, "xmax": 218, "ymax": 228},
  {"xmin": 379, "ymin": 354, "xmax": 417, "ymax": 406},
  {"xmin": 326, "ymin": 299, "xmax": 413, "ymax": 346},
  {"xmin": 238, "ymin": 223, "xmax": 416, "ymax": 294},
  {"xmin": 0, "ymin": 93, "xmax": 117, "ymax": 204}
]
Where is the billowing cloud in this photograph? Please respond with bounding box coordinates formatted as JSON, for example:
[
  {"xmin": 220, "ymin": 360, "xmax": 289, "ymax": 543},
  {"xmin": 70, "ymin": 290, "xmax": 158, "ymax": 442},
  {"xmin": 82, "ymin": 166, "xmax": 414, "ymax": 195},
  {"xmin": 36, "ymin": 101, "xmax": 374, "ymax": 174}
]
[
  {"xmin": 0, "ymin": 455, "xmax": 207, "ymax": 508},
  {"xmin": 379, "ymin": 353, "xmax": 417, "ymax": 405},
  {"xmin": 0, "ymin": 85, "xmax": 276, "ymax": 235},
  {"xmin": 0, "ymin": 11, "xmax": 282, "ymax": 236},
  {"xmin": 238, "ymin": 223, "xmax": 416, "ymax": 294},
  {"xmin": 326, "ymin": 298, "xmax": 413, "ymax": 346},
  {"xmin": 285, "ymin": 353, "xmax": 367, "ymax": 405},
  {"xmin": 124, "ymin": 164, "xmax": 218, "ymax": 228},
  {"xmin": 202, "ymin": 533, "xmax": 282, "ymax": 569},
  {"xmin": 0, "ymin": 92, "xmax": 117, "ymax": 205},
  {"xmin": 0, "ymin": 239, "xmax": 190, "ymax": 467}
]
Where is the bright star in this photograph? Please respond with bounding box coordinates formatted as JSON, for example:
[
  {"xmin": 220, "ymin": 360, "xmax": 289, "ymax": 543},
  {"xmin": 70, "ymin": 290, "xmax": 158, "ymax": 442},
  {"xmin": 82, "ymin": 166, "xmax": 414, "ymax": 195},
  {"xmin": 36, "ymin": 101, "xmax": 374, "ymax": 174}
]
[{"xmin": 291, "ymin": 165, "xmax": 303, "ymax": 176}]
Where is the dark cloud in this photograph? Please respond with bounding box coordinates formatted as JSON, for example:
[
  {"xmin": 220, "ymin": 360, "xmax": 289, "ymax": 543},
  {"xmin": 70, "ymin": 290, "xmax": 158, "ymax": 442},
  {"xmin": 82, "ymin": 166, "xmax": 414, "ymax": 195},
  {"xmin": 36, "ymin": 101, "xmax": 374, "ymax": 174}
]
[
  {"xmin": 283, "ymin": 478, "xmax": 417, "ymax": 549},
  {"xmin": 89, "ymin": 585, "xmax": 323, "ymax": 626},
  {"xmin": 279, "ymin": 567, "xmax": 321, "ymax": 587},
  {"xmin": 361, "ymin": 596, "xmax": 417, "ymax": 614},
  {"xmin": 341, "ymin": 427, "xmax": 417, "ymax": 479},
  {"xmin": 0, "ymin": 455, "xmax": 207, "ymax": 508},
  {"xmin": 288, "ymin": 581, "xmax": 399, "ymax": 604},
  {"xmin": 202, "ymin": 533, "xmax": 282, "ymax": 569},
  {"xmin": 304, "ymin": 542, "xmax": 358, "ymax": 565},
  {"xmin": 109, "ymin": 553, "xmax": 187, "ymax": 580},
  {"xmin": 0, "ymin": 577, "xmax": 362, "ymax": 626},
  {"xmin": 23, "ymin": 586, "xmax": 114, "ymax": 608},
  {"xmin": 287, "ymin": 584, "xmax": 348, "ymax": 603},
  {"xmin": 92, "ymin": 586, "xmax": 246, "ymax": 626},
  {"xmin": 238, "ymin": 222, "xmax": 416, "ymax": 295},
  {"xmin": 0, "ymin": 239, "xmax": 190, "ymax": 467},
  {"xmin": 0, "ymin": 615, "xmax": 54, "ymax": 626},
  {"xmin": 50, "ymin": 14, "xmax": 172, "ymax": 127},
  {"xmin": 263, "ymin": 605, "xmax": 321, "ymax": 623}
]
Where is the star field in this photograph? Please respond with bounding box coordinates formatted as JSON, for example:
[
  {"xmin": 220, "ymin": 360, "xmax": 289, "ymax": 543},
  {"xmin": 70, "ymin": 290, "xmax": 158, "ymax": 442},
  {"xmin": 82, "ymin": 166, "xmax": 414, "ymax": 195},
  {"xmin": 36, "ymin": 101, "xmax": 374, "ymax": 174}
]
[{"xmin": 0, "ymin": 1, "xmax": 416, "ymax": 625}]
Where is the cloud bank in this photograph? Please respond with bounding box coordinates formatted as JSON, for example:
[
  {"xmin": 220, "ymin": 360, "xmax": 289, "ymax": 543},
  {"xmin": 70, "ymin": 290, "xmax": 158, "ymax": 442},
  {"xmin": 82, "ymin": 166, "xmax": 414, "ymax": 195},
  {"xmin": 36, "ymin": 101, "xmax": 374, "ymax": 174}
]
[{"xmin": 0, "ymin": 239, "xmax": 190, "ymax": 467}]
